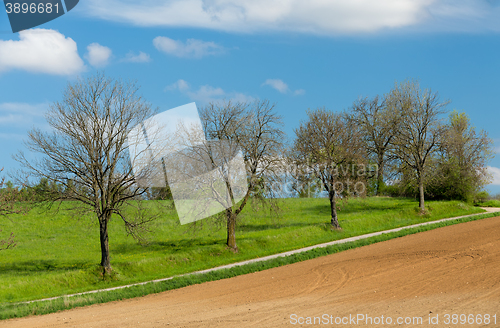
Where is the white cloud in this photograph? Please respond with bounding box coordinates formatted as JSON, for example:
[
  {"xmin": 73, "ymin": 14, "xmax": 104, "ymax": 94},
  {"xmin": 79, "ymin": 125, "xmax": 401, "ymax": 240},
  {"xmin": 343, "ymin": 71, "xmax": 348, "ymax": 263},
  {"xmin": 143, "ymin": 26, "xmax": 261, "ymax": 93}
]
[
  {"xmin": 492, "ymin": 139, "xmax": 500, "ymax": 154},
  {"xmin": 166, "ymin": 79, "xmax": 253, "ymax": 104},
  {"xmin": 424, "ymin": 0, "xmax": 500, "ymax": 32},
  {"xmin": 81, "ymin": 0, "xmax": 430, "ymax": 35},
  {"xmin": 189, "ymin": 85, "xmax": 226, "ymax": 103},
  {"xmin": 85, "ymin": 43, "xmax": 112, "ymax": 67},
  {"xmin": 0, "ymin": 102, "xmax": 47, "ymax": 126},
  {"xmin": 82, "ymin": 0, "xmax": 500, "ymax": 35},
  {"xmin": 0, "ymin": 103, "xmax": 50, "ymax": 140},
  {"xmin": 488, "ymin": 166, "xmax": 500, "ymax": 186},
  {"xmin": 262, "ymin": 79, "xmax": 305, "ymax": 95},
  {"xmin": 122, "ymin": 51, "xmax": 151, "ymax": 63},
  {"xmin": 0, "ymin": 132, "xmax": 26, "ymax": 141},
  {"xmin": 153, "ymin": 37, "xmax": 223, "ymax": 58},
  {"xmin": 262, "ymin": 79, "xmax": 289, "ymax": 94},
  {"xmin": 166, "ymin": 79, "xmax": 191, "ymax": 92},
  {"xmin": 0, "ymin": 29, "xmax": 84, "ymax": 75},
  {"xmin": 231, "ymin": 93, "xmax": 255, "ymax": 103}
]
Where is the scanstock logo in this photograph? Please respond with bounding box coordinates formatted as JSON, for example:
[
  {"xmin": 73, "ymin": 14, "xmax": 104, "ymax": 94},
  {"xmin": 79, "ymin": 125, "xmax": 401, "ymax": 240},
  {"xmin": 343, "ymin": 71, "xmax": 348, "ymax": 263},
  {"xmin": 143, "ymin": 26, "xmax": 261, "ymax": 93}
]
[
  {"xmin": 3, "ymin": 0, "xmax": 79, "ymax": 33},
  {"xmin": 127, "ymin": 103, "xmax": 248, "ymax": 225}
]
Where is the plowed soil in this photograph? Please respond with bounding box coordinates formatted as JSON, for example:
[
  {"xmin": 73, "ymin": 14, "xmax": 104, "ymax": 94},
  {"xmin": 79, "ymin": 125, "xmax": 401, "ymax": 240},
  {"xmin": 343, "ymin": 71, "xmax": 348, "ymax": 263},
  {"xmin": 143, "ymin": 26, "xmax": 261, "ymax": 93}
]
[{"xmin": 3, "ymin": 216, "xmax": 500, "ymax": 327}]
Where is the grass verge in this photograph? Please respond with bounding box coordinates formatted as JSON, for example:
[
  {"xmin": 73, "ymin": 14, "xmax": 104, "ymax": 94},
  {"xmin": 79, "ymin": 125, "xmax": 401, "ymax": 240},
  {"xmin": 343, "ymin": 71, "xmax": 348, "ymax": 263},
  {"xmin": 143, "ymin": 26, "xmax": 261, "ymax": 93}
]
[
  {"xmin": 1, "ymin": 210, "xmax": 498, "ymax": 320},
  {"xmin": 475, "ymin": 199, "xmax": 500, "ymax": 207},
  {"xmin": 0, "ymin": 198, "xmax": 486, "ymax": 306}
]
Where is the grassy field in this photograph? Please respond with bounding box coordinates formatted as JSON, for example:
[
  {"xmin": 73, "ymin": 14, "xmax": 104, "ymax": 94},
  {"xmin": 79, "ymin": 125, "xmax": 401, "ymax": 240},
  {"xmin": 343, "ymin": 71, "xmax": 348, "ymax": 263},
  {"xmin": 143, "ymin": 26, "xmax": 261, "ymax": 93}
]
[
  {"xmin": 476, "ymin": 199, "xmax": 500, "ymax": 207},
  {"xmin": 0, "ymin": 197, "xmax": 486, "ymax": 306}
]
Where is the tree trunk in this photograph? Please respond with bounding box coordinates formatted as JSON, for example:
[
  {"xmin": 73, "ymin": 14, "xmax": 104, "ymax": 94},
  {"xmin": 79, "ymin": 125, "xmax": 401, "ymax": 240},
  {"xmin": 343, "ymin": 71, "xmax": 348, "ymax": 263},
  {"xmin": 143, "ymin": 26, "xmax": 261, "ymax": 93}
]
[
  {"xmin": 376, "ymin": 155, "xmax": 384, "ymax": 196},
  {"xmin": 418, "ymin": 174, "xmax": 425, "ymax": 212},
  {"xmin": 99, "ymin": 215, "xmax": 111, "ymax": 274},
  {"xmin": 328, "ymin": 190, "xmax": 341, "ymax": 229},
  {"xmin": 226, "ymin": 210, "xmax": 238, "ymax": 252}
]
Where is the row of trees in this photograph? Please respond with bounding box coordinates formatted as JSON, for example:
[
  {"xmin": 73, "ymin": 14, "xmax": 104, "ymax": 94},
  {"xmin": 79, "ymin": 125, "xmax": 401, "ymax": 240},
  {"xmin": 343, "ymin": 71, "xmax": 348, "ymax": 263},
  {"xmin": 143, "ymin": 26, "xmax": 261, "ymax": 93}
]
[
  {"xmin": 1, "ymin": 74, "xmax": 492, "ymax": 274},
  {"xmin": 291, "ymin": 80, "xmax": 492, "ymax": 229},
  {"xmin": 351, "ymin": 80, "xmax": 492, "ymax": 204}
]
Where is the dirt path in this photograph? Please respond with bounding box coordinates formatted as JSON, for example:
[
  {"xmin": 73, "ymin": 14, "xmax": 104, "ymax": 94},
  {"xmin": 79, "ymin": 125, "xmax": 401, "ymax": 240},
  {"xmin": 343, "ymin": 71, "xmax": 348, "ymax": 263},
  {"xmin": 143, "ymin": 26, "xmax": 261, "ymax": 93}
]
[
  {"xmin": 3, "ymin": 216, "xmax": 500, "ymax": 328},
  {"xmin": 480, "ymin": 207, "xmax": 500, "ymax": 213}
]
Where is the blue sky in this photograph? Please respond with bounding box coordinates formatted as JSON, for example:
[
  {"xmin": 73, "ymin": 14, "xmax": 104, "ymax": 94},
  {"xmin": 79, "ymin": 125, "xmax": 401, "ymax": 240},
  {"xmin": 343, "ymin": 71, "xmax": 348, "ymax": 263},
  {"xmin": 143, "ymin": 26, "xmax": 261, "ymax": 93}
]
[{"xmin": 1, "ymin": 0, "xmax": 500, "ymax": 193}]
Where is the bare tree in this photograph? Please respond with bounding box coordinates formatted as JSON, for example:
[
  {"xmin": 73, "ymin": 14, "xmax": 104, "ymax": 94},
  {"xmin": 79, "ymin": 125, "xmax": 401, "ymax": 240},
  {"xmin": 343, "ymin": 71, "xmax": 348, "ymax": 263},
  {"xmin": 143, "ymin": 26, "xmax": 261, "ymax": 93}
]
[
  {"xmin": 1, "ymin": 169, "xmax": 21, "ymax": 216},
  {"xmin": 0, "ymin": 170, "xmax": 16, "ymax": 250},
  {"xmin": 0, "ymin": 168, "xmax": 30, "ymax": 250},
  {"xmin": 350, "ymin": 96, "xmax": 400, "ymax": 195},
  {"xmin": 387, "ymin": 80, "xmax": 448, "ymax": 212},
  {"xmin": 292, "ymin": 109, "xmax": 366, "ymax": 229},
  {"xmin": 286, "ymin": 161, "xmax": 323, "ymax": 198},
  {"xmin": 199, "ymin": 100, "xmax": 285, "ymax": 252},
  {"xmin": 15, "ymin": 73, "xmax": 160, "ymax": 274}
]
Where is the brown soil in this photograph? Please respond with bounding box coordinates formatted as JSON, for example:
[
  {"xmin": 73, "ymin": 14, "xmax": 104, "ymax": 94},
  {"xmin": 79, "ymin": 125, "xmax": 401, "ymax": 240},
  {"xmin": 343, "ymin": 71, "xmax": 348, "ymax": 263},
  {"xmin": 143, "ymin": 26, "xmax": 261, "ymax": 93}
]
[{"xmin": 3, "ymin": 216, "xmax": 500, "ymax": 328}]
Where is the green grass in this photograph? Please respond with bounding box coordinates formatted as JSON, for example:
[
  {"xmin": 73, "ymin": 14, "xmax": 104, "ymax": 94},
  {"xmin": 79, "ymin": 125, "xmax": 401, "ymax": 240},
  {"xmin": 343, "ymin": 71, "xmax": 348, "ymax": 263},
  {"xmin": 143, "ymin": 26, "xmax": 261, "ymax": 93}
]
[
  {"xmin": 0, "ymin": 197, "xmax": 487, "ymax": 317},
  {"xmin": 475, "ymin": 199, "xmax": 500, "ymax": 207},
  {"xmin": 1, "ymin": 210, "xmax": 497, "ymax": 321}
]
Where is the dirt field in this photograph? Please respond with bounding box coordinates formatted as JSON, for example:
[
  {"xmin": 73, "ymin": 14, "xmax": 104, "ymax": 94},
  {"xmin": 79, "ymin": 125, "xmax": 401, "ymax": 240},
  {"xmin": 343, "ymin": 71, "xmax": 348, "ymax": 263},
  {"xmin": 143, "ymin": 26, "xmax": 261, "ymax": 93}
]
[{"xmin": 2, "ymin": 216, "xmax": 500, "ymax": 328}]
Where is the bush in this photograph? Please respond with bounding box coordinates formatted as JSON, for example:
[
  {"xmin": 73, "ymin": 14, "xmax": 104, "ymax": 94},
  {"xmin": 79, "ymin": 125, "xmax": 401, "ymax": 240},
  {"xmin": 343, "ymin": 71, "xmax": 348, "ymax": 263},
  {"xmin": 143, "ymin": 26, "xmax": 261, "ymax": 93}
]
[
  {"xmin": 381, "ymin": 184, "xmax": 400, "ymax": 197},
  {"xmin": 473, "ymin": 191, "xmax": 490, "ymax": 204}
]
